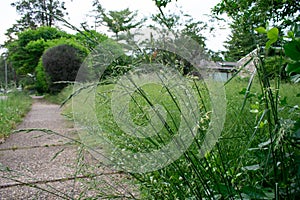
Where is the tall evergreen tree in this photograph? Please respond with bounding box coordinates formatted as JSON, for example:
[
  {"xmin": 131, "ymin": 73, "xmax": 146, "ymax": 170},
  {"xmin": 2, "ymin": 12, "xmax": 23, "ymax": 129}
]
[
  {"xmin": 213, "ymin": 0, "xmax": 300, "ymax": 61},
  {"xmin": 6, "ymin": 0, "xmax": 67, "ymax": 40},
  {"xmin": 223, "ymin": 17, "xmax": 264, "ymax": 61},
  {"xmin": 12, "ymin": 0, "xmax": 67, "ymax": 27}
]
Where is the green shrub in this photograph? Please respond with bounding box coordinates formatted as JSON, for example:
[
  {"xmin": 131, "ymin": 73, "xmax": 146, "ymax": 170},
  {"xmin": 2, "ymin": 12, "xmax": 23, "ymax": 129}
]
[
  {"xmin": 74, "ymin": 30, "xmax": 108, "ymax": 50},
  {"xmin": 35, "ymin": 59, "xmax": 49, "ymax": 94},
  {"xmin": 42, "ymin": 44, "xmax": 88, "ymax": 93}
]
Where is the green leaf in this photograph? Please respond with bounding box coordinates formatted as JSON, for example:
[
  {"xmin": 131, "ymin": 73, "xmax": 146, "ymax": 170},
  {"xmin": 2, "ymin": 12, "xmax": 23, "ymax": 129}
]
[
  {"xmin": 266, "ymin": 39, "xmax": 276, "ymax": 49},
  {"xmin": 255, "ymin": 27, "xmax": 267, "ymax": 34},
  {"xmin": 286, "ymin": 62, "xmax": 300, "ymax": 75},
  {"xmin": 259, "ymin": 121, "xmax": 266, "ymax": 128},
  {"xmin": 280, "ymin": 96, "xmax": 288, "ymax": 106},
  {"xmin": 267, "ymin": 27, "xmax": 279, "ymax": 41},
  {"xmin": 287, "ymin": 31, "xmax": 294, "ymax": 39},
  {"xmin": 265, "ymin": 27, "xmax": 279, "ymax": 49},
  {"xmin": 284, "ymin": 40, "xmax": 300, "ymax": 61},
  {"xmin": 239, "ymin": 88, "xmax": 247, "ymax": 95}
]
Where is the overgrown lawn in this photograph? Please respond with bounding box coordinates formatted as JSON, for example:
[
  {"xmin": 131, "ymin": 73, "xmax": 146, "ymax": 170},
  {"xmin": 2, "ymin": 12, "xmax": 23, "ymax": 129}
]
[
  {"xmin": 60, "ymin": 78, "xmax": 300, "ymax": 199},
  {"xmin": 0, "ymin": 92, "xmax": 32, "ymax": 139}
]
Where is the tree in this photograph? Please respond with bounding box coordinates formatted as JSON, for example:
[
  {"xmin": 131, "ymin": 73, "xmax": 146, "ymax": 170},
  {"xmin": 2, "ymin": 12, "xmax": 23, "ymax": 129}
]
[
  {"xmin": 11, "ymin": 0, "xmax": 67, "ymax": 27},
  {"xmin": 182, "ymin": 21, "xmax": 207, "ymax": 48},
  {"xmin": 42, "ymin": 44, "xmax": 88, "ymax": 93},
  {"xmin": 213, "ymin": 0, "xmax": 300, "ymax": 28},
  {"xmin": 74, "ymin": 30, "xmax": 108, "ymax": 50},
  {"xmin": 222, "ymin": 17, "xmax": 265, "ymax": 61},
  {"xmin": 35, "ymin": 37, "xmax": 89, "ymax": 93},
  {"xmin": 150, "ymin": 0, "xmax": 207, "ymax": 49},
  {"xmin": 5, "ymin": 26, "xmax": 69, "ymax": 76},
  {"xmin": 6, "ymin": 0, "xmax": 67, "ymax": 40},
  {"xmin": 151, "ymin": 0, "xmax": 179, "ymax": 30},
  {"xmin": 213, "ymin": 0, "xmax": 300, "ymax": 61},
  {"xmin": 0, "ymin": 56, "xmax": 15, "ymax": 88},
  {"xmin": 93, "ymin": 2, "xmax": 145, "ymax": 39},
  {"xmin": 153, "ymin": 0, "xmax": 176, "ymax": 8}
]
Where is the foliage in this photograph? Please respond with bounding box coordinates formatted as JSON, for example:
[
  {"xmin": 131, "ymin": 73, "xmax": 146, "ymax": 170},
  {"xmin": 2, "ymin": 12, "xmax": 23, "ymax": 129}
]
[
  {"xmin": 28, "ymin": 36, "xmax": 89, "ymax": 94},
  {"xmin": 149, "ymin": 2, "xmax": 208, "ymax": 68},
  {"xmin": 0, "ymin": 91, "xmax": 32, "ymax": 139},
  {"xmin": 148, "ymin": 4, "xmax": 208, "ymax": 74},
  {"xmin": 63, "ymin": 21, "xmax": 299, "ymax": 200},
  {"xmin": 92, "ymin": 3, "xmax": 145, "ymax": 39},
  {"xmin": 44, "ymin": 37, "xmax": 89, "ymax": 55},
  {"xmin": 74, "ymin": 30, "xmax": 108, "ymax": 50},
  {"xmin": 213, "ymin": 0, "xmax": 300, "ymax": 61},
  {"xmin": 152, "ymin": 0, "xmax": 176, "ymax": 8},
  {"xmin": 284, "ymin": 24, "xmax": 300, "ymax": 83},
  {"xmin": 255, "ymin": 23, "xmax": 300, "ymax": 82},
  {"xmin": 65, "ymin": 77, "xmax": 299, "ymax": 199},
  {"xmin": 255, "ymin": 27, "xmax": 279, "ymax": 49},
  {"xmin": 3, "ymin": 0, "xmax": 299, "ymax": 198},
  {"xmin": 254, "ymin": 26, "xmax": 289, "ymax": 79},
  {"xmin": 5, "ymin": 26, "xmax": 69, "ymax": 75},
  {"xmin": 249, "ymin": 55, "xmax": 300, "ymax": 200},
  {"xmin": 7, "ymin": 0, "xmax": 67, "ymax": 39},
  {"xmin": 182, "ymin": 21, "xmax": 206, "ymax": 48},
  {"xmin": 35, "ymin": 59, "xmax": 49, "ymax": 94},
  {"xmin": 151, "ymin": 0, "xmax": 178, "ymax": 29},
  {"xmin": 213, "ymin": 0, "xmax": 300, "ymax": 28},
  {"xmin": 264, "ymin": 55, "xmax": 288, "ymax": 79},
  {"xmin": 223, "ymin": 19, "xmax": 265, "ymax": 61},
  {"xmin": 42, "ymin": 44, "xmax": 88, "ymax": 93},
  {"xmin": 82, "ymin": 37, "xmax": 133, "ymax": 80},
  {"xmin": 151, "ymin": 8, "xmax": 180, "ymax": 30}
]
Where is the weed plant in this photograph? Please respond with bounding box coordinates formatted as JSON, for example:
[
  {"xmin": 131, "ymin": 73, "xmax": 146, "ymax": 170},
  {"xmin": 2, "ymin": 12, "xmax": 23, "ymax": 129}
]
[
  {"xmin": 66, "ymin": 75, "xmax": 299, "ymax": 199},
  {"xmin": 0, "ymin": 91, "xmax": 32, "ymax": 139},
  {"xmin": 47, "ymin": 24, "xmax": 300, "ymax": 200}
]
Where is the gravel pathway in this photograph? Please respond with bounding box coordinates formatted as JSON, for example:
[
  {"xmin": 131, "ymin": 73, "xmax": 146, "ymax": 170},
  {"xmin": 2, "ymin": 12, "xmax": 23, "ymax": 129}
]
[{"xmin": 0, "ymin": 97, "xmax": 136, "ymax": 199}]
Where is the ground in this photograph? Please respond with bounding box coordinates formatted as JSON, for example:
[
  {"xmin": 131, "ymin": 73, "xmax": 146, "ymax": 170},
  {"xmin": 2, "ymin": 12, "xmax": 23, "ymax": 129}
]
[{"xmin": 0, "ymin": 97, "xmax": 137, "ymax": 199}]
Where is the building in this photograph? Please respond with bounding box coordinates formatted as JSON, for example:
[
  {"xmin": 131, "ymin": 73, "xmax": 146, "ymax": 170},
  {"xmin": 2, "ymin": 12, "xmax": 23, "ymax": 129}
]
[{"xmin": 191, "ymin": 61, "xmax": 237, "ymax": 82}]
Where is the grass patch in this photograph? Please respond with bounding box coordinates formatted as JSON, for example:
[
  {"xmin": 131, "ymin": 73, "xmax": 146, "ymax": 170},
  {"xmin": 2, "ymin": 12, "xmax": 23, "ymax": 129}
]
[
  {"xmin": 0, "ymin": 92, "xmax": 32, "ymax": 139},
  {"xmin": 44, "ymin": 85, "xmax": 74, "ymax": 105},
  {"xmin": 55, "ymin": 77, "xmax": 300, "ymax": 199}
]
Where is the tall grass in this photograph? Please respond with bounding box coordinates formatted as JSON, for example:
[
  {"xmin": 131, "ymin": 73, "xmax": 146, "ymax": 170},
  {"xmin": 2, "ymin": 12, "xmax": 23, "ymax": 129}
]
[
  {"xmin": 63, "ymin": 74, "xmax": 299, "ymax": 199},
  {"xmin": 43, "ymin": 21, "xmax": 300, "ymax": 199},
  {"xmin": 0, "ymin": 92, "xmax": 32, "ymax": 139}
]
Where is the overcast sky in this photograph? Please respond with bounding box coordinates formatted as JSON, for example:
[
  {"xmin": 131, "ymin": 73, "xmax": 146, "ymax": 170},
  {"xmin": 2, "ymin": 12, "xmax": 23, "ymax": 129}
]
[{"xmin": 0, "ymin": 0, "xmax": 230, "ymax": 52}]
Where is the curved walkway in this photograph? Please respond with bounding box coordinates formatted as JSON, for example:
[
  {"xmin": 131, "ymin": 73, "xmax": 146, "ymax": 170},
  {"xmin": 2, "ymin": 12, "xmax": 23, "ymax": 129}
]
[{"xmin": 0, "ymin": 97, "xmax": 135, "ymax": 199}]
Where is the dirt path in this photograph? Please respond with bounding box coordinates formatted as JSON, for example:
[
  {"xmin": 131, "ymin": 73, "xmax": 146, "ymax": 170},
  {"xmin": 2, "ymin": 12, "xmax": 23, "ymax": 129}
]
[{"xmin": 0, "ymin": 97, "xmax": 136, "ymax": 199}]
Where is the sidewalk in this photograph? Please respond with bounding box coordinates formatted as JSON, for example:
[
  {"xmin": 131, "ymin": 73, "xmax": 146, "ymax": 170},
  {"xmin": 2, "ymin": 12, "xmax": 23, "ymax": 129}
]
[{"xmin": 0, "ymin": 97, "xmax": 136, "ymax": 199}]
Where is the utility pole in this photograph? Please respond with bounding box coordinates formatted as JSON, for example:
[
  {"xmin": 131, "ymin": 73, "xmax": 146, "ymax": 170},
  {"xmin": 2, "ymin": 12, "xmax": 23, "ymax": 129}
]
[{"xmin": 5, "ymin": 58, "xmax": 8, "ymax": 94}]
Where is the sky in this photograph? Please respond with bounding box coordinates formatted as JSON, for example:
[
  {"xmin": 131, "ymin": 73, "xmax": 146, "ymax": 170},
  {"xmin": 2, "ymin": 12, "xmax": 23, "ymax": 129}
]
[{"xmin": 0, "ymin": 0, "xmax": 230, "ymax": 53}]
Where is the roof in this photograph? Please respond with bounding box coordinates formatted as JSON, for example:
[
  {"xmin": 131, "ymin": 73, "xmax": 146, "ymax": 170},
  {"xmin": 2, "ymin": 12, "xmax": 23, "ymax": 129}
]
[{"xmin": 197, "ymin": 61, "xmax": 237, "ymax": 72}]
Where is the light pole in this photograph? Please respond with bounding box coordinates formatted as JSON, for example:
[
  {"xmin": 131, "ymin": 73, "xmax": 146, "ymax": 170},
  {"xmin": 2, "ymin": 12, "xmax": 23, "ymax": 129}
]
[{"xmin": 4, "ymin": 58, "xmax": 8, "ymax": 94}]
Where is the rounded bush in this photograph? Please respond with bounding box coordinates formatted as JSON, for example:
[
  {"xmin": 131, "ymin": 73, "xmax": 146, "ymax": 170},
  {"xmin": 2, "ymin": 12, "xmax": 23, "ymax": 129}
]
[{"xmin": 42, "ymin": 44, "xmax": 87, "ymax": 93}]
